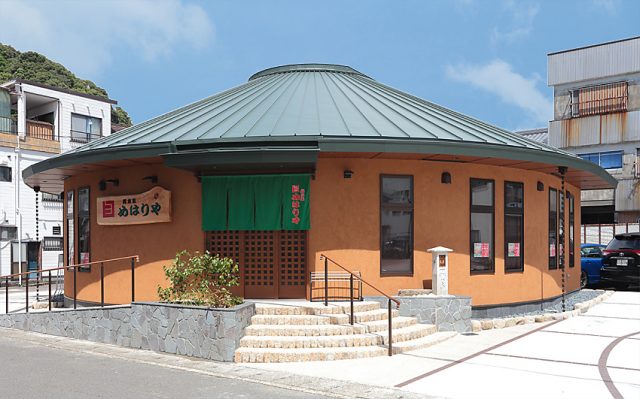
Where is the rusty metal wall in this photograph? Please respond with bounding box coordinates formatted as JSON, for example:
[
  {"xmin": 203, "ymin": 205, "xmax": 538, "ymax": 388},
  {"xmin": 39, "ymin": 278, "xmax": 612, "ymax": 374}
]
[
  {"xmin": 548, "ymin": 37, "xmax": 640, "ymax": 86},
  {"xmin": 549, "ymin": 110, "xmax": 640, "ymax": 148}
]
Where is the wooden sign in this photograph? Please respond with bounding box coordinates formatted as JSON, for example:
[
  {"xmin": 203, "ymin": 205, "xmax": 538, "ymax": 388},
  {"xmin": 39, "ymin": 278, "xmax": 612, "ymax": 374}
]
[{"xmin": 97, "ymin": 186, "xmax": 171, "ymax": 226}]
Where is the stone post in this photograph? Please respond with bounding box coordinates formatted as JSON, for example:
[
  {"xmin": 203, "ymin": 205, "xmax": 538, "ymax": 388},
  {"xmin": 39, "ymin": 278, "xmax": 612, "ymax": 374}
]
[{"xmin": 428, "ymin": 246, "xmax": 453, "ymax": 295}]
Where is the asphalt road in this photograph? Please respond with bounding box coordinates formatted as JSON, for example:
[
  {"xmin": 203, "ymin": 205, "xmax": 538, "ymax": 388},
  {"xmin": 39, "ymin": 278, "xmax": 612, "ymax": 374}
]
[{"xmin": 0, "ymin": 333, "xmax": 326, "ymax": 399}]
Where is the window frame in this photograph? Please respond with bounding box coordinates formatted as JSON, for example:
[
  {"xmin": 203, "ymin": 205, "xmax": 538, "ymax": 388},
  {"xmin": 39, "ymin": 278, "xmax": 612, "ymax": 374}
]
[
  {"xmin": 569, "ymin": 192, "xmax": 575, "ymax": 268},
  {"xmin": 66, "ymin": 190, "xmax": 74, "ymax": 266},
  {"xmin": 0, "ymin": 165, "xmax": 11, "ymax": 182},
  {"xmin": 504, "ymin": 181, "xmax": 524, "ymax": 273},
  {"xmin": 77, "ymin": 186, "xmax": 90, "ymax": 265},
  {"xmin": 380, "ymin": 174, "xmax": 414, "ymax": 277},
  {"xmin": 549, "ymin": 188, "xmax": 558, "ymax": 270},
  {"xmin": 578, "ymin": 151, "xmax": 623, "ymax": 169},
  {"xmin": 43, "ymin": 236, "xmax": 63, "ymax": 251},
  {"xmin": 70, "ymin": 113, "xmax": 102, "ymax": 143},
  {"xmin": 470, "ymin": 178, "xmax": 495, "ymax": 275}
]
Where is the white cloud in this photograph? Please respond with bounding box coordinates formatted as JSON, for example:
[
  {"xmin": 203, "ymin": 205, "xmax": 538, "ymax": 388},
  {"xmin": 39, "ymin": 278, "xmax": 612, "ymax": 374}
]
[
  {"xmin": 0, "ymin": 0, "xmax": 214, "ymax": 78},
  {"xmin": 591, "ymin": 0, "xmax": 620, "ymax": 14},
  {"xmin": 491, "ymin": 1, "xmax": 539, "ymax": 44},
  {"xmin": 446, "ymin": 59, "xmax": 552, "ymax": 126}
]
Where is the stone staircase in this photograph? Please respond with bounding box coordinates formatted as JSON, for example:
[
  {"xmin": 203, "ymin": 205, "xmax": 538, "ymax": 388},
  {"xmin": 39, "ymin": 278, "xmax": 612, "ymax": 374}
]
[{"xmin": 234, "ymin": 301, "xmax": 456, "ymax": 362}]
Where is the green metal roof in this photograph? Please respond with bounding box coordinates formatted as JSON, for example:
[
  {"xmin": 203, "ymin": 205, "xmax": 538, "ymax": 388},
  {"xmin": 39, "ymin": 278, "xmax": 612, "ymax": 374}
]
[{"xmin": 23, "ymin": 64, "xmax": 617, "ymax": 191}]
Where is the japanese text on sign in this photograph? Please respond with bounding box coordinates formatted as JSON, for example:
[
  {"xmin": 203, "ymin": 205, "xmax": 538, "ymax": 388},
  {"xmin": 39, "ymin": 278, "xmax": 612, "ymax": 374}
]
[
  {"xmin": 97, "ymin": 186, "xmax": 171, "ymax": 226},
  {"xmin": 290, "ymin": 184, "xmax": 306, "ymax": 225}
]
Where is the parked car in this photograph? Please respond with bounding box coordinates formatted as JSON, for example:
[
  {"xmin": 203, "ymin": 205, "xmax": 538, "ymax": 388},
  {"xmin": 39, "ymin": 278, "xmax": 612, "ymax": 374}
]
[
  {"xmin": 601, "ymin": 233, "xmax": 640, "ymax": 289},
  {"xmin": 580, "ymin": 244, "xmax": 606, "ymax": 288}
]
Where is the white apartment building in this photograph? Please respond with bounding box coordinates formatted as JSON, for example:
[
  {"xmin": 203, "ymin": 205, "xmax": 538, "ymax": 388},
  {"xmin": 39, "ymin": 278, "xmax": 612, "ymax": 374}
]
[
  {"xmin": 548, "ymin": 36, "xmax": 640, "ymax": 224},
  {"xmin": 0, "ymin": 79, "xmax": 115, "ymax": 279}
]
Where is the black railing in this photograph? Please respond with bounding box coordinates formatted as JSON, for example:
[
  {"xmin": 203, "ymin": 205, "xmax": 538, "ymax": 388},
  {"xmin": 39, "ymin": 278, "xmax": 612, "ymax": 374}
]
[
  {"xmin": 319, "ymin": 254, "xmax": 400, "ymax": 356},
  {"xmin": 1, "ymin": 255, "xmax": 139, "ymax": 313}
]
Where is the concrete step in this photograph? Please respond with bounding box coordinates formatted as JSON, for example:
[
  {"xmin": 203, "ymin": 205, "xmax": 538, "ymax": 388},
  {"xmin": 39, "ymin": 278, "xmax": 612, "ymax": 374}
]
[
  {"xmin": 360, "ymin": 316, "xmax": 417, "ymax": 333},
  {"xmin": 324, "ymin": 308, "xmax": 399, "ymax": 324},
  {"xmin": 235, "ymin": 345, "xmax": 388, "ymax": 363},
  {"xmin": 244, "ymin": 324, "xmax": 367, "ymax": 337},
  {"xmin": 254, "ymin": 301, "xmax": 380, "ymax": 316},
  {"xmin": 390, "ymin": 331, "xmax": 457, "ymax": 354},
  {"xmin": 239, "ymin": 324, "xmax": 438, "ymax": 349},
  {"xmin": 249, "ymin": 314, "xmax": 333, "ymax": 325}
]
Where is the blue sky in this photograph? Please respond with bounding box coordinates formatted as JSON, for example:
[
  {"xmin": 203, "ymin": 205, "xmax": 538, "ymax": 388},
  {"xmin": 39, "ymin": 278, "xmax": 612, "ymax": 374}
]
[{"xmin": 1, "ymin": 0, "xmax": 638, "ymax": 131}]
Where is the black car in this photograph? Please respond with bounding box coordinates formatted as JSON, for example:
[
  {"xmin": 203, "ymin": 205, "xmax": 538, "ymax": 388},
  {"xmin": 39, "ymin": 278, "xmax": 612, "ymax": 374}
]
[{"xmin": 601, "ymin": 233, "xmax": 640, "ymax": 289}]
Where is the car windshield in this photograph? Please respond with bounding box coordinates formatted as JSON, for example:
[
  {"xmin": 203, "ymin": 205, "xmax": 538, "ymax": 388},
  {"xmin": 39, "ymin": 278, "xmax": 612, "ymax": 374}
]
[
  {"xmin": 581, "ymin": 246, "xmax": 602, "ymax": 256},
  {"xmin": 606, "ymin": 236, "xmax": 640, "ymax": 250}
]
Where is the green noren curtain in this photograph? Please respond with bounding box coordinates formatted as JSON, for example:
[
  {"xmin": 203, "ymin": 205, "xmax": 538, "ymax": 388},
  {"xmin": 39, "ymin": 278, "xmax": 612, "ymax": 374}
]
[{"xmin": 201, "ymin": 174, "xmax": 310, "ymax": 231}]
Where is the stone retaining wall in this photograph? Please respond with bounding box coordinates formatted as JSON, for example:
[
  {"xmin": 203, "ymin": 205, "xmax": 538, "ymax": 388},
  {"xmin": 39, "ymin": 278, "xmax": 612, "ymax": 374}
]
[
  {"xmin": 0, "ymin": 302, "xmax": 255, "ymax": 362},
  {"xmin": 368, "ymin": 295, "xmax": 472, "ymax": 333}
]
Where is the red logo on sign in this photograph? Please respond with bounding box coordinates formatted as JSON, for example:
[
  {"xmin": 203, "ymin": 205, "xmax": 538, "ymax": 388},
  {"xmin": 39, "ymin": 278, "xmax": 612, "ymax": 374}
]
[{"xmin": 103, "ymin": 200, "xmax": 115, "ymax": 218}]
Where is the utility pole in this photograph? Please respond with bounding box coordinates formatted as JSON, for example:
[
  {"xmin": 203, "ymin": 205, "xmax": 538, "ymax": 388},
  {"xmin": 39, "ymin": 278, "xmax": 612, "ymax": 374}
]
[{"xmin": 15, "ymin": 83, "xmax": 24, "ymax": 286}]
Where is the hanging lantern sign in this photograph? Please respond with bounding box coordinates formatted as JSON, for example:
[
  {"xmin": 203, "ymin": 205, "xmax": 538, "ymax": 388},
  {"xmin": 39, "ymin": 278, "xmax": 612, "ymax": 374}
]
[{"xmin": 97, "ymin": 186, "xmax": 171, "ymax": 226}]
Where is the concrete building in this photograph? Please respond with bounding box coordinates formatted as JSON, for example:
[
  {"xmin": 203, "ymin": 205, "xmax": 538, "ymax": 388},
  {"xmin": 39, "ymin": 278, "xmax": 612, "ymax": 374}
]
[
  {"xmin": 0, "ymin": 79, "xmax": 115, "ymax": 278},
  {"xmin": 548, "ymin": 36, "xmax": 640, "ymax": 224}
]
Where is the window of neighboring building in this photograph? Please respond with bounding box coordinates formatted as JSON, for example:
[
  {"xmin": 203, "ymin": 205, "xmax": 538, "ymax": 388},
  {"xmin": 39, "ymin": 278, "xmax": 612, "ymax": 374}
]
[
  {"xmin": 43, "ymin": 237, "xmax": 63, "ymax": 251},
  {"xmin": 549, "ymin": 188, "xmax": 558, "ymax": 270},
  {"xmin": 0, "ymin": 166, "xmax": 11, "ymax": 182},
  {"xmin": 66, "ymin": 190, "xmax": 74, "ymax": 265},
  {"xmin": 0, "ymin": 226, "xmax": 17, "ymax": 241},
  {"xmin": 42, "ymin": 192, "xmax": 63, "ymax": 202},
  {"xmin": 71, "ymin": 113, "xmax": 102, "ymax": 143},
  {"xmin": 569, "ymin": 192, "xmax": 575, "ymax": 268},
  {"xmin": 77, "ymin": 187, "xmax": 90, "ymax": 264},
  {"xmin": 471, "ymin": 179, "xmax": 494, "ymax": 273},
  {"xmin": 578, "ymin": 151, "xmax": 623, "ymax": 169},
  {"xmin": 570, "ymin": 81, "xmax": 628, "ymax": 117},
  {"xmin": 380, "ymin": 175, "xmax": 413, "ymax": 276},
  {"xmin": 504, "ymin": 182, "xmax": 524, "ymax": 272}
]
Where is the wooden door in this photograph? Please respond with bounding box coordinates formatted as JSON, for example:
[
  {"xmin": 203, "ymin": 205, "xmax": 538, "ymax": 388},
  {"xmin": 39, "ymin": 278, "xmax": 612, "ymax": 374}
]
[{"xmin": 206, "ymin": 230, "xmax": 307, "ymax": 299}]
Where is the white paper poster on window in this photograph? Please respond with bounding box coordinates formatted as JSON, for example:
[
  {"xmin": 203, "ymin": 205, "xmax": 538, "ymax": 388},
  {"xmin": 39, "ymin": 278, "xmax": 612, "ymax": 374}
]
[
  {"xmin": 474, "ymin": 242, "xmax": 490, "ymax": 258},
  {"xmin": 508, "ymin": 243, "xmax": 520, "ymax": 257},
  {"xmin": 550, "ymin": 244, "xmax": 556, "ymax": 257}
]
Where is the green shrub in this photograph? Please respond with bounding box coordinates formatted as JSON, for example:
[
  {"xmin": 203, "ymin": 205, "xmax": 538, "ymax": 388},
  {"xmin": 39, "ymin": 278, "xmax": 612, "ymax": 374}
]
[{"xmin": 157, "ymin": 250, "xmax": 243, "ymax": 308}]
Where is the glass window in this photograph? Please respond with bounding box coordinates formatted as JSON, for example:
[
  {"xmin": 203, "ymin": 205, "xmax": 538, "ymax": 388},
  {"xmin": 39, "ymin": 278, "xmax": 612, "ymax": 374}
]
[
  {"xmin": 0, "ymin": 166, "xmax": 11, "ymax": 182},
  {"xmin": 71, "ymin": 113, "xmax": 102, "ymax": 143},
  {"xmin": 77, "ymin": 187, "xmax": 90, "ymax": 264},
  {"xmin": 559, "ymin": 191, "xmax": 565, "ymax": 269},
  {"xmin": 578, "ymin": 151, "xmax": 623, "ymax": 169},
  {"xmin": 504, "ymin": 182, "xmax": 524, "ymax": 272},
  {"xmin": 42, "ymin": 192, "xmax": 63, "ymax": 202},
  {"xmin": 471, "ymin": 179, "xmax": 494, "ymax": 273},
  {"xmin": 43, "ymin": 237, "xmax": 63, "ymax": 251},
  {"xmin": 381, "ymin": 176, "xmax": 413, "ymax": 275},
  {"xmin": 66, "ymin": 191, "xmax": 74, "ymax": 265},
  {"xmin": 569, "ymin": 193, "xmax": 575, "ymax": 267},
  {"xmin": 0, "ymin": 226, "xmax": 17, "ymax": 241},
  {"xmin": 549, "ymin": 189, "xmax": 558, "ymax": 269}
]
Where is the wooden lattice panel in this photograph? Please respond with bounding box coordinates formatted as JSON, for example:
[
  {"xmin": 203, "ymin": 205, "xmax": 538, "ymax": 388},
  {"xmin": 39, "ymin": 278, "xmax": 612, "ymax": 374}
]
[
  {"xmin": 206, "ymin": 231, "xmax": 241, "ymax": 265},
  {"xmin": 244, "ymin": 231, "xmax": 276, "ymax": 289},
  {"xmin": 279, "ymin": 230, "xmax": 307, "ymax": 287}
]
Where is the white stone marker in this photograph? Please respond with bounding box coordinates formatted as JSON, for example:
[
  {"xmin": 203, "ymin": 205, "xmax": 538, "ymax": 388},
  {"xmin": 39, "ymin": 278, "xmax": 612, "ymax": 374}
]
[{"xmin": 428, "ymin": 246, "xmax": 453, "ymax": 296}]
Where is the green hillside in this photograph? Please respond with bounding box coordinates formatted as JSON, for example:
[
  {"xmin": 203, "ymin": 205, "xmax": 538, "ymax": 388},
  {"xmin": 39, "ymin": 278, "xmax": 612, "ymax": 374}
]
[{"xmin": 0, "ymin": 43, "xmax": 131, "ymax": 127}]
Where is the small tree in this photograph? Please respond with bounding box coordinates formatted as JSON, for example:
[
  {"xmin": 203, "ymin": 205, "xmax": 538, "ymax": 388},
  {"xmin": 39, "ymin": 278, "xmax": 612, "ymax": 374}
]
[{"xmin": 158, "ymin": 250, "xmax": 243, "ymax": 308}]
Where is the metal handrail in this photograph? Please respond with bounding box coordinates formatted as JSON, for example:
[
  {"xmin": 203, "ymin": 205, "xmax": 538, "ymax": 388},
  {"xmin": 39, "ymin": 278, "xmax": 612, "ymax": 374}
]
[
  {"xmin": 319, "ymin": 254, "xmax": 400, "ymax": 356},
  {"xmin": 1, "ymin": 255, "xmax": 139, "ymax": 314}
]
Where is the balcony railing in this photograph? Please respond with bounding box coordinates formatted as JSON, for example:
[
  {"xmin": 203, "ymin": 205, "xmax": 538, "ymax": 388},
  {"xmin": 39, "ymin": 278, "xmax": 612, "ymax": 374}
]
[
  {"xmin": 70, "ymin": 130, "xmax": 102, "ymax": 143},
  {"xmin": 26, "ymin": 120, "xmax": 56, "ymax": 141},
  {"xmin": 0, "ymin": 116, "xmax": 17, "ymax": 135},
  {"xmin": 571, "ymin": 81, "xmax": 628, "ymax": 117}
]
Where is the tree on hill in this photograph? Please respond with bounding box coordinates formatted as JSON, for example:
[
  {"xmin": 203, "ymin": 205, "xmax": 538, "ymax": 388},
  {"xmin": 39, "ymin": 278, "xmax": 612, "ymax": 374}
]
[{"xmin": 0, "ymin": 43, "xmax": 132, "ymax": 127}]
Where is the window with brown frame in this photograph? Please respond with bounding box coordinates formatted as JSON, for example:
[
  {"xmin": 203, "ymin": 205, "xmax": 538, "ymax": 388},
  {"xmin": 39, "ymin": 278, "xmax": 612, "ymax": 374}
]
[
  {"xmin": 77, "ymin": 187, "xmax": 90, "ymax": 264},
  {"xmin": 470, "ymin": 179, "xmax": 494, "ymax": 273},
  {"xmin": 380, "ymin": 175, "xmax": 413, "ymax": 276},
  {"xmin": 559, "ymin": 190, "xmax": 565, "ymax": 269},
  {"xmin": 569, "ymin": 192, "xmax": 575, "ymax": 268},
  {"xmin": 504, "ymin": 182, "xmax": 524, "ymax": 272},
  {"xmin": 549, "ymin": 188, "xmax": 558, "ymax": 269},
  {"xmin": 66, "ymin": 190, "xmax": 74, "ymax": 265}
]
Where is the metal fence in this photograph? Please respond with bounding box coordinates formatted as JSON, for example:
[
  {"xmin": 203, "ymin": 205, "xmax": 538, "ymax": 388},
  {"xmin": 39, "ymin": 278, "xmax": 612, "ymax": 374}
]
[{"xmin": 581, "ymin": 223, "xmax": 640, "ymax": 245}]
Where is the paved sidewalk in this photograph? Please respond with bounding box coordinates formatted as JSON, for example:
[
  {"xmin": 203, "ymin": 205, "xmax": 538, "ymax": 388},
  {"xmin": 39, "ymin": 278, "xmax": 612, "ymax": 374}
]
[{"xmin": 249, "ymin": 291, "xmax": 640, "ymax": 398}]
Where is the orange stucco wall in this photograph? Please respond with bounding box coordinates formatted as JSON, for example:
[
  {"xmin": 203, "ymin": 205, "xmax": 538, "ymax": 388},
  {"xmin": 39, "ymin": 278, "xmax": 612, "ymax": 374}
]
[
  {"xmin": 64, "ymin": 157, "xmax": 581, "ymax": 307},
  {"xmin": 309, "ymin": 157, "xmax": 581, "ymax": 306},
  {"xmin": 64, "ymin": 164, "xmax": 204, "ymax": 304}
]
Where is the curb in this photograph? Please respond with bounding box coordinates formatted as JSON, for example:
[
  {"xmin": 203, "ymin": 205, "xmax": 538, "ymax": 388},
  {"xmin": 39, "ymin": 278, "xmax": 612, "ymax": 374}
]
[{"xmin": 470, "ymin": 290, "xmax": 614, "ymax": 332}]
